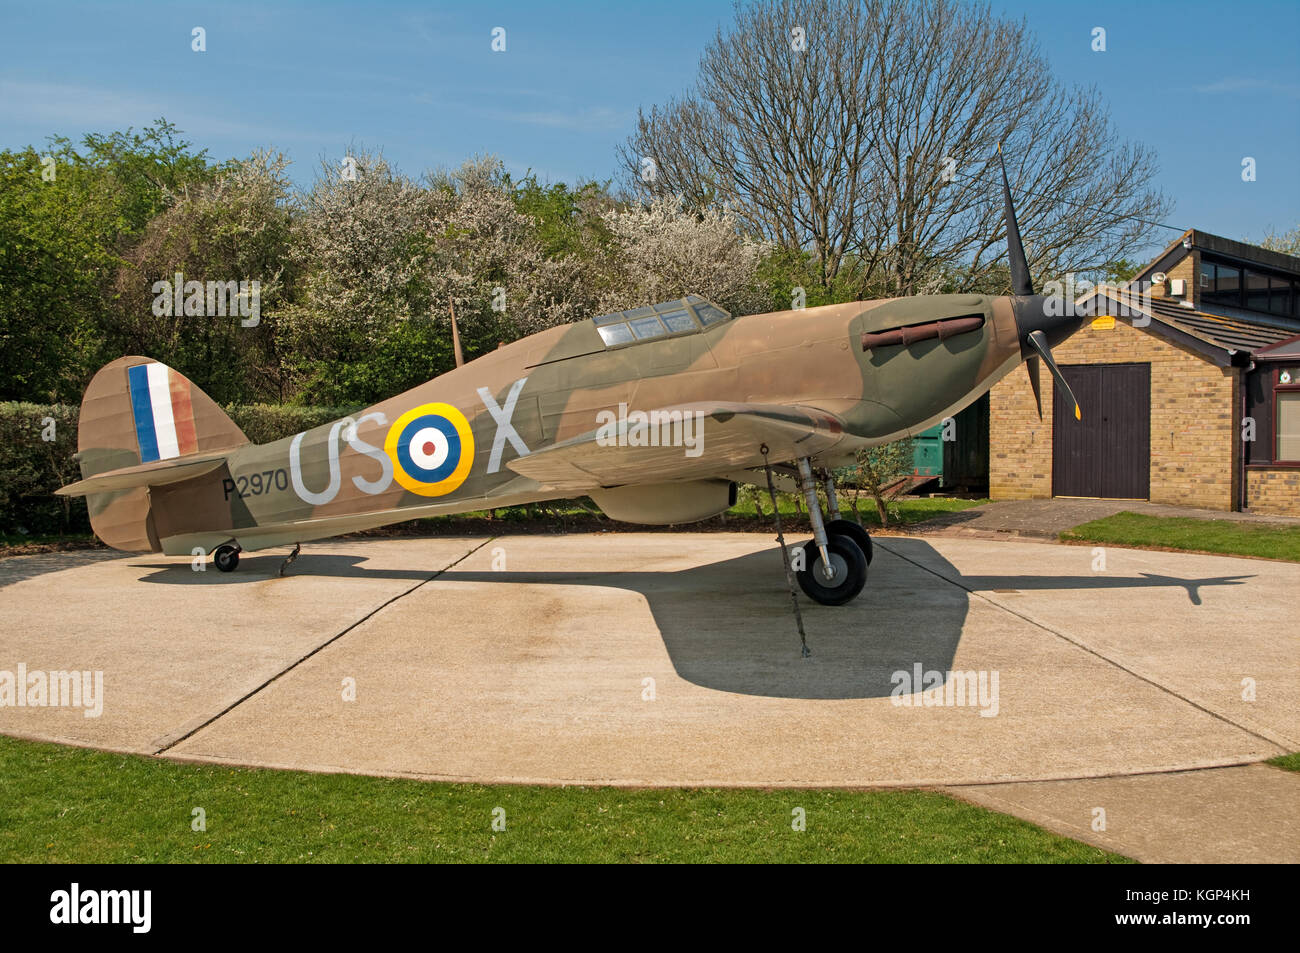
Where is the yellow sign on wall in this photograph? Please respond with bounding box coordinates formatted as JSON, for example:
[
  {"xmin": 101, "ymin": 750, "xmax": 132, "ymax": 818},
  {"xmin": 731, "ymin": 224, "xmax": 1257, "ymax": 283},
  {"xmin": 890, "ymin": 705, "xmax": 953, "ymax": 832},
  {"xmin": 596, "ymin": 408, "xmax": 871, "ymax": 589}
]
[{"xmin": 1091, "ymin": 315, "xmax": 1116, "ymax": 330}]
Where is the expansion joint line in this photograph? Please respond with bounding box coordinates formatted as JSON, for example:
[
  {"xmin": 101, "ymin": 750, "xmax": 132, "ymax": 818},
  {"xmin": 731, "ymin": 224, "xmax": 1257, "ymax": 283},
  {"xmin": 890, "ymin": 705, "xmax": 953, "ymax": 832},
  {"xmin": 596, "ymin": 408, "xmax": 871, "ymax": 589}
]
[
  {"xmin": 154, "ymin": 537, "xmax": 497, "ymax": 754},
  {"xmin": 874, "ymin": 539, "xmax": 1290, "ymax": 752}
]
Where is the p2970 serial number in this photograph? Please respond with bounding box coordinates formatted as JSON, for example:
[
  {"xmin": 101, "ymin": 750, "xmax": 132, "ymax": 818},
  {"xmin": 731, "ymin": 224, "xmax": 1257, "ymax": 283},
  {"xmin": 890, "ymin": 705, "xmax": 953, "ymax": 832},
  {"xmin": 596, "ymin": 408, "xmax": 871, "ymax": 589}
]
[{"xmin": 223, "ymin": 469, "xmax": 289, "ymax": 500}]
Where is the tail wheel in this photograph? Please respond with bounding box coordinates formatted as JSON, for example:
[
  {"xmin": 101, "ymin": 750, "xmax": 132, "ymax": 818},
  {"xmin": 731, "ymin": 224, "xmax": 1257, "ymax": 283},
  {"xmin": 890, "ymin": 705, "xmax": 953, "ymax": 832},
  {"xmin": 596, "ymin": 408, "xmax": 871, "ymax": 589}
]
[
  {"xmin": 213, "ymin": 544, "xmax": 240, "ymax": 573},
  {"xmin": 796, "ymin": 535, "xmax": 867, "ymax": 606},
  {"xmin": 825, "ymin": 518, "xmax": 872, "ymax": 565}
]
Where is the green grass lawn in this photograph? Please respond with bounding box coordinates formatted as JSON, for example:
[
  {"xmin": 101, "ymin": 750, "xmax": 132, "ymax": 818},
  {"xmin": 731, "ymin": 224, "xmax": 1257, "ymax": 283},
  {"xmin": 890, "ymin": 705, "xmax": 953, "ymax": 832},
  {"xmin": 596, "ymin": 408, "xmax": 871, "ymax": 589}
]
[
  {"xmin": 0, "ymin": 736, "xmax": 1125, "ymax": 864},
  {"xmin": 833, "ymin": 496, "xmax": 990, "ymax": 527},
  {"xmin": 1060, "ymin": 511, "xmax": 1300, "ymax": 562},
  {"xmin": 1, "ymin": 498, "xmax": 987, "ymax": 559},
  {"xmin": 1267, "ymin": 753, "xmax": 1300, "ymax": 772},
  {"xmin": 301, "ymin": 495, "xmax": 989, "ymax": 540},
  {"xmin": 436, "ymin": 495, "xmax": 989, "ymax": 528}
]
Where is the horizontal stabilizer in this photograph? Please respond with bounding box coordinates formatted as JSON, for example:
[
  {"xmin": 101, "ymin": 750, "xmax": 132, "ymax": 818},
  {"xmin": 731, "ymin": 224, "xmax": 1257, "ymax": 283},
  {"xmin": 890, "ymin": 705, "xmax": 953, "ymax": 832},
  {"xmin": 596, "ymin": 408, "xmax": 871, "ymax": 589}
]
[{"xmin": 56, "ymin": 452, "xmax": 229, "ymax": 497}]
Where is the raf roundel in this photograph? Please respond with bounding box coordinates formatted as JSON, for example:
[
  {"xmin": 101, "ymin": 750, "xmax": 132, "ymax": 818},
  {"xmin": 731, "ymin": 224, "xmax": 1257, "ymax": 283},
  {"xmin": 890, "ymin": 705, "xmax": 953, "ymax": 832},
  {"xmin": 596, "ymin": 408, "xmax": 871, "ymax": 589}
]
[{"xmin": 385, "ymin": 402, "xmax": 475, "ymax": 496}]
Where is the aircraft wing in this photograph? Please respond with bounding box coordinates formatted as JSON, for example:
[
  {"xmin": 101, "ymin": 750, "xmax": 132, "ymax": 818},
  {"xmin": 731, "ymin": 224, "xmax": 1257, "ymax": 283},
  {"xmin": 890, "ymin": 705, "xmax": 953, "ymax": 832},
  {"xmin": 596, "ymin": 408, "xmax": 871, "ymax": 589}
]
[{"xmin": 506, "ymin": 401, "xmax": 847, "ymax": 492}]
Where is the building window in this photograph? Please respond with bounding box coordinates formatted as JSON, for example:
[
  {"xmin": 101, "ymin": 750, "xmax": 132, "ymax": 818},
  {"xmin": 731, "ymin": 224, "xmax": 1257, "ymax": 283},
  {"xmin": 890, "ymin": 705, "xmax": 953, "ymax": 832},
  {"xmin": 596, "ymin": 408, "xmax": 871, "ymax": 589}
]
[
  {"xmin": 1200, "ymin": 256, "xmax": 1299, "ymax": 317},
  {"xmin": 1278, "ymin": 393, "xmax": 1300, "ymax": 462},
  {"xmin": 1246, "ymin": 270, "xmax": 1270, "ymax": 312},
  {"xmin": 1200, "ymin": 260, "xmax": 1240, "ymax": 308},
  {"xmin": 1277, "ymin": 372, "xmax": 1300, "ymax": 463},
  {"xmin": 1270, "ymin": 276, "xmax": 1294, "ymax": 316},
  {"xmin": 1244, "ymin": 273, "xmax": 1296, "ymax": 316}
]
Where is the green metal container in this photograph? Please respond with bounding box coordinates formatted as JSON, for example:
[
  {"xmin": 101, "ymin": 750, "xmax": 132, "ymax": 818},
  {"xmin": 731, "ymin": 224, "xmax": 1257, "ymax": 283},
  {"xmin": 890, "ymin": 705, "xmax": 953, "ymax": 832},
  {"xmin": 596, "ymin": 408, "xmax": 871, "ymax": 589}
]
[{"xmin": 912, "ymin": 423, "xmax": 944, "ymax": 481}]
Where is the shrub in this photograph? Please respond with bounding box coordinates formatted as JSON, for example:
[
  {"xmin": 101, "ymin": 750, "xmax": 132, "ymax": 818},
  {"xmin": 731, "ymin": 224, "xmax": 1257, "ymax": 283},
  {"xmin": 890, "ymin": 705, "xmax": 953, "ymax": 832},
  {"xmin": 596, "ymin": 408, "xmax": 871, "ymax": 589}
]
[
  {"xmin": 223, "ymin": 404, "xmax": 359, "ymax": 444},
  {"xmin": 0, "ymin": 403, "xmax": 85, "ymax": 535}
]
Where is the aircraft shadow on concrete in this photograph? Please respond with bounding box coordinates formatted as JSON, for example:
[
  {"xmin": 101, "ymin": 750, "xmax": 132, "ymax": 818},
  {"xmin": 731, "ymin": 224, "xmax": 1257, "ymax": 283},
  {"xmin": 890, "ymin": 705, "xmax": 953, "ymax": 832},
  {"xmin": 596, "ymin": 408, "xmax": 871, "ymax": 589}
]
[{"xmin": 132, "ymin": 537, "xmax": 1253, "ymax": 701}]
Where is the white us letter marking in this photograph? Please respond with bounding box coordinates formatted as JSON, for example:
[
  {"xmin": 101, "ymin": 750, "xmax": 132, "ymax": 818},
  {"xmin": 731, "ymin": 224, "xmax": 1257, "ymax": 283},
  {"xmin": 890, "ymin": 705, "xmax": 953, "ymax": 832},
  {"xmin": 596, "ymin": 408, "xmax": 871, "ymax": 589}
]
[{"xmin": 478, "ymin": 378, "xmax": 530, "ymax": 473}]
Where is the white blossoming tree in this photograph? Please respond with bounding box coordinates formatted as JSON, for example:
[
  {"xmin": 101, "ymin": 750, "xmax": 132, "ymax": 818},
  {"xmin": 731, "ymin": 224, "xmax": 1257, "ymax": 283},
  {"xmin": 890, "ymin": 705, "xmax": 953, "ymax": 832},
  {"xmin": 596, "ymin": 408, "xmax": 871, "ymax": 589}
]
[
  {"xmin": 598, "ymin": 195, "xmax": 771, "ymax": 316},
  {"xmin": 282, "ymin": 154, "xmax": 598, "ymax": 404}
]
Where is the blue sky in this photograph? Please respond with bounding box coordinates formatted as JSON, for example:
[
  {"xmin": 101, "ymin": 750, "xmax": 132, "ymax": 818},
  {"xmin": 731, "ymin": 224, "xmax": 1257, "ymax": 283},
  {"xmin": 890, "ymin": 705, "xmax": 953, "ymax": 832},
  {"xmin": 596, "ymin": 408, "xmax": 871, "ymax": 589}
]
[{"xmin": 1, "ymin": 0, "xmax": 1297, "ymax": 258}]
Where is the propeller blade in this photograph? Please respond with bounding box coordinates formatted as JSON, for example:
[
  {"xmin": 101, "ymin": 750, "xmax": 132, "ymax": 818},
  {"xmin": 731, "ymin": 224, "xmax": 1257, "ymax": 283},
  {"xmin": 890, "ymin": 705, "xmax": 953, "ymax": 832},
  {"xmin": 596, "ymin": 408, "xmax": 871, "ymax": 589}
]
[
  {"xmin": 998, "ymin": 143, "xmax": 1034, "ymax": 297},
  {"xmin": 1026, "ymin": 355, "xmax": 1043, "ymax": 420},
  {"xmin": 1026, "ymin": 329, "xmax": 1081, "ymax": 421}
]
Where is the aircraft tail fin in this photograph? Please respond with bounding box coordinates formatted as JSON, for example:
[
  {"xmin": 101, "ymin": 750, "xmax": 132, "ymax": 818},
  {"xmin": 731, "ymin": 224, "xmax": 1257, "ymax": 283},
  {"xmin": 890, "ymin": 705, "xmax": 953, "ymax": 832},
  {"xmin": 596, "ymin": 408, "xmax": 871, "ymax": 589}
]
[{"xmin": 66, "ymin": 357, "xmax": 250, "ymax": 551}]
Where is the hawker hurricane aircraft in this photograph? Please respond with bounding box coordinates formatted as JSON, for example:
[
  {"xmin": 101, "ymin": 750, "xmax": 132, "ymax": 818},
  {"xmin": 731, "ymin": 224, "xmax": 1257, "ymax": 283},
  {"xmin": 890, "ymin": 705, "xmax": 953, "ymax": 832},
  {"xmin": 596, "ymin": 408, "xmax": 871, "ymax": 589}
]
[{"xmin": 59, "ymin": 152, "xmax": 1083, "ymax": 605}]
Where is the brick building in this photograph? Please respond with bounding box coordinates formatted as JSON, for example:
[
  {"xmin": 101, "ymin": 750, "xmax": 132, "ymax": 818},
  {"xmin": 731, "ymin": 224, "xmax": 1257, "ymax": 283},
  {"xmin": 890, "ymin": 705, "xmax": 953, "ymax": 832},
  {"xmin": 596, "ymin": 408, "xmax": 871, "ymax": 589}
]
[{"xmin": 988, "ymin": 231, "xmax": 1300, "ymax": 515}]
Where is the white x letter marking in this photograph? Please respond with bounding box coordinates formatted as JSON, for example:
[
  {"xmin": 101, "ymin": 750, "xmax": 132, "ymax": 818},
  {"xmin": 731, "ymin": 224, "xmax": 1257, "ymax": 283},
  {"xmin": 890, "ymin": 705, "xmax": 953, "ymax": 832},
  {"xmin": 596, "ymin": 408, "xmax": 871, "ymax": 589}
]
[{"xmin": 478, "ymin": 377, "xmax": 530, "ymax": 474}]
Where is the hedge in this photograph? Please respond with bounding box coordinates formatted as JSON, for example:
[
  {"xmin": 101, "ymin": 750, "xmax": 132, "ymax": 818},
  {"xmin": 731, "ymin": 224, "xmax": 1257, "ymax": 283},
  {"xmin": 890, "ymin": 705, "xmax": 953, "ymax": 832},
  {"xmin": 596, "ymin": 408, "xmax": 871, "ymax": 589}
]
[
  {"xmin": 222, "ymin": 404, "xmax": 359, "ymax": 446},
  {"xmin": 0, "ymin": 403, "xmax": 356, "ymax": 537}
]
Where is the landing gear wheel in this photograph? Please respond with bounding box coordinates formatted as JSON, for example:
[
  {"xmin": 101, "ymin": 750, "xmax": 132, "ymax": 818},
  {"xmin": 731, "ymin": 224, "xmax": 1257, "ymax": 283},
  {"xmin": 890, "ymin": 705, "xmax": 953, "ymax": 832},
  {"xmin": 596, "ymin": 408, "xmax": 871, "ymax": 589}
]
[
  {"xmin": 213, "ymin": 544, "xmax": 240, "ymax": 573},
  {"xmin": 796, "ymin": 535, "xmax": 867, "ymax": 606},
  {"xmin": 825, "ymin": 518, "xmax": 872, "ymax": 565}
]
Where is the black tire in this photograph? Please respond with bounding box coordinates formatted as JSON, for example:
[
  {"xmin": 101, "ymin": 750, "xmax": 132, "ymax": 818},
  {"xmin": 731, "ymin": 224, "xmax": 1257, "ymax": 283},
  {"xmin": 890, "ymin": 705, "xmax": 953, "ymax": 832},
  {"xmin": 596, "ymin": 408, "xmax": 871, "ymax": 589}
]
[
  {"xmin": 796, "ymin": 535, "xmax": 867, "ymax": 606},
  {"xmin": 826, "ymin": 518, "xmax": 872, "ymax": 565},
  {"xmin": 213, "ymin": 544, "xmax": 240, "ymax": 573}
]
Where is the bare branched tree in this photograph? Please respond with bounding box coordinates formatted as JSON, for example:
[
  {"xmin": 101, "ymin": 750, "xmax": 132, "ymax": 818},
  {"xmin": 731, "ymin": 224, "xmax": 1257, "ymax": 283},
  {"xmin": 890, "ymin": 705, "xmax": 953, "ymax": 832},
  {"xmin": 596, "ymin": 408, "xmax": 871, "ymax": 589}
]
[{"xmin": 619, "ymin": 0, "xmax": 1172, "ymax": 298}]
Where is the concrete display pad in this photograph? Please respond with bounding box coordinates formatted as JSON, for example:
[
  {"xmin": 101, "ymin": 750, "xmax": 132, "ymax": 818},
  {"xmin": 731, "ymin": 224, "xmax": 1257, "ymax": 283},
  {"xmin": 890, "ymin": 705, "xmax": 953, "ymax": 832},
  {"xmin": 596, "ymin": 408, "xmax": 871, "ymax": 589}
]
[
  {"xmin": 950, "ymin": 764, "xmax": 1300, "ymax": 863},
  {"xmin": 2, "ymin": 533, "xmax": 1293, "ymax": 790}
]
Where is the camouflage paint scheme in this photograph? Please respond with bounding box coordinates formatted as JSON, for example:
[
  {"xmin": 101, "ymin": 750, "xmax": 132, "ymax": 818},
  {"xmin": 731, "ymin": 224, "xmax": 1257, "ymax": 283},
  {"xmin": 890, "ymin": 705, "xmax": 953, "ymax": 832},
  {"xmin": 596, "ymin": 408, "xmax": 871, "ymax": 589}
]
[{"xmin": 62, "ymin": 291, "xmax": 1028, "ymax": 557}]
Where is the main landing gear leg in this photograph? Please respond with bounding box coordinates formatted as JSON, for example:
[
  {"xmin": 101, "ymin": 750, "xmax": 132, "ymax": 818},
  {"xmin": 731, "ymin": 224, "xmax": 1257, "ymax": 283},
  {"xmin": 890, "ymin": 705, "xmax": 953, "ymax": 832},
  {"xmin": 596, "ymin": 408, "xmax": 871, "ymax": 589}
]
[
  {"xmin": 795, "ymin": 458, "xmax": 868, "ymax": 606},
  {"xmin": 799, "ymin": 458, "xmax": 833, "ymax": 576},
  {"xmin": 821, "ymin": 468, "xmax": 873, "ymax": 566},
  {"xmin": 279, "ymin": 542, "xmax": 301, "ymax": 577},
  {"xmin": 822, "ymin": 470, "xmax": 841, "ymax": 521},
  {"xmin": 761, "ymin": 445, "xmax": 811, "ymax": 658}
]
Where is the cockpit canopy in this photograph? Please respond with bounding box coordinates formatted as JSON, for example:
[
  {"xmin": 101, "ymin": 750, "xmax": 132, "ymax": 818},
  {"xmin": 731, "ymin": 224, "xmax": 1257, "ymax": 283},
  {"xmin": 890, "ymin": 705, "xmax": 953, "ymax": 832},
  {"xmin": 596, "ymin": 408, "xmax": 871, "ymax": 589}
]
[{"xmin": 592, "ymin": 295, "xmax": 732, "ymax": 349}]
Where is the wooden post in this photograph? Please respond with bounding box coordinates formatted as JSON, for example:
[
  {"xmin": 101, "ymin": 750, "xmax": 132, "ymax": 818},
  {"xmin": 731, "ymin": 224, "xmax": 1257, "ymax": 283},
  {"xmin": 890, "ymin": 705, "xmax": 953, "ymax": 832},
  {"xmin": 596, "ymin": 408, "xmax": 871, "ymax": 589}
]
[{"xmin": 449, "ymin": 298, "xmax": 465, "ymax": 368}]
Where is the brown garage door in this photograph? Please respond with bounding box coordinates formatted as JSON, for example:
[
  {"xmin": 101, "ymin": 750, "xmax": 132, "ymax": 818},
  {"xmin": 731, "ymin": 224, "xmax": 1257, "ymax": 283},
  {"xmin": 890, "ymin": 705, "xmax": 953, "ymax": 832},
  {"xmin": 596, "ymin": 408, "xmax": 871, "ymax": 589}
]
[{"xmin": 1052, "ymin": 363, "xmax": 1150, "ymax": 500}]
